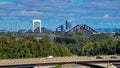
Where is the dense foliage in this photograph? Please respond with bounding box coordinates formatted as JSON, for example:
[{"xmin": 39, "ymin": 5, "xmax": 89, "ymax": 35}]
[
  {"xmin": 55, "ymin": 33, "xmax": 120, "ymax": 55},
  {"xmin": 0, "ymin": 33, "xmax": 71, "ymax": 59},
  {"xmin": 0, "ymin": 32, "xmax": 119, "ymax": 59}
]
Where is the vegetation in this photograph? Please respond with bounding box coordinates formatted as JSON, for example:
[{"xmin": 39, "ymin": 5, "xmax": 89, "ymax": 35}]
[
  {"xmin": 54, "ymin": 33, "xmax": 120, "ymax": 55},
  {"xmin": 0, "ymin": 32, "xmax": 119, "ymax": 59}
]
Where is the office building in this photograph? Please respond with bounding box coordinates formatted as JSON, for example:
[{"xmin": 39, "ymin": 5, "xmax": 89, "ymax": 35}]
[
  {"xmin": 66, "ymin": 20, "xmax": 72, "ymax": 30},
  {"xmin": 56, "ymin": 25, "xmax": 64, "ymax": 32}
]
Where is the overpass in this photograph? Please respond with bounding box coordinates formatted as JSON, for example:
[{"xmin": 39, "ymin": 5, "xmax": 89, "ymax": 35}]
[{"xmin": 0, "ymin": 55, "xmax": 120, "ymax": 68}]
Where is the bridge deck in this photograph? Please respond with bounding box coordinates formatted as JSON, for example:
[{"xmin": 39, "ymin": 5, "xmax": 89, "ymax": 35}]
[{"xmin": 0, "ymin": 56, "xmax": 120, "ymax": 66}]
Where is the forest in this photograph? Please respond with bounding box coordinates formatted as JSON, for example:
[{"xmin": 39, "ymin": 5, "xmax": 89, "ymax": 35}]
[{"xmin": 0, "ymin": 32, "xmax": 119, "ymax": 59}]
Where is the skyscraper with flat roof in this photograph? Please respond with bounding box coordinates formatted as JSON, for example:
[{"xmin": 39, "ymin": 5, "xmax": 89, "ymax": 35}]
[
  {"xmin": 56, "ymin": 25, "xmax": 64, "ymax": 32},
  {"xmin": 61, "ymin": 25, "xmax": 64, "ymax": 32},
  {"xmin": 66, "ymin": 20, "xmax": 72, "ymax": 30}
]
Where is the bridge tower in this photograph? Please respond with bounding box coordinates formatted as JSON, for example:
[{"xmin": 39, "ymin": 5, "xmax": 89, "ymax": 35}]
[{"xmin": 32, "ymin": 20, "xmax": 42, "ymax": 33}]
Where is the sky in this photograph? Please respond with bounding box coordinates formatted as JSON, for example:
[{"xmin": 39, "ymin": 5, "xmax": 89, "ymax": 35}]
[{"xmin": 0, "ymin": 0, "xmax": 120, "ymax": 31}]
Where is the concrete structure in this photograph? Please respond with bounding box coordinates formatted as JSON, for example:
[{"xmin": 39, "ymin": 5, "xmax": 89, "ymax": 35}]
[
  {"xmin": 66, "ymin": 20, "xmax": 72, "ymax": 30},
  {"xmin": 0, "ymin": 55, "xmax": 120, "ymax": 68},
  {"xmin": 56, "ymin": 25, "xmax": 64, "ymax": 32},
  {"xmin": 61, "ymin": 25, "xmax": 64, "ymax": 32},
  {"xmin": 32, "ymin": 20, "xmax": 41, "ymax": 33}
]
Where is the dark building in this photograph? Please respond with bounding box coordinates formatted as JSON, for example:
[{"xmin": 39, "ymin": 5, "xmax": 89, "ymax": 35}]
[
  {"xmin": 42, "ymin": 27, "xmax": 52, "ymax": 33},
  {"xmin": 66, "ymin": 20, "xmax": 72, "ymax": 30},
  {"xmin": 34, "ymin": 27, "xmax": 52, "ymax": 33},
  {"xmin": 0, "ymin": 30, "xmax": 7, "ymax": 33},
  {"xmin": 61, "ymin": 25, "xmax": 64, "ymax": 32},
  {"xmin": 28, "ymin": 29, "xmax": 32, "ymax": 33},
  {"xmin": 56, "ymin": 25, "xmax": 64, "ymax": 32},
  {"xmin": 18, "ymin": 29, "xmax": 27, "ymax": 33},
  {"xmin": 56, "ymin": 28, "xmax": 60, "ymax": 32},
  {"xmin": 34, "ymin": 27, "xmax": 40, "ymax": 33}
]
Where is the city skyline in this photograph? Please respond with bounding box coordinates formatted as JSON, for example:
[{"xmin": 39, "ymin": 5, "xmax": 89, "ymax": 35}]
[{"xmin": 0, "ymin": 0, "xmax": 120, "ymax": 31}]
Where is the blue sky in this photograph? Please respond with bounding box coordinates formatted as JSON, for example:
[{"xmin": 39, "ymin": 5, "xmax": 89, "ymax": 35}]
[
  {"xmin": 0, "ymin": 0, "xmax": 15, "ymax": 2},
  {"xmin": 0, "ymin": 0, "xmax": 120, "ymax": 31}
]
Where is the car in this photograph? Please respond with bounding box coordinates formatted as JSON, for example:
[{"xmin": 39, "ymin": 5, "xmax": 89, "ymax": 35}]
[
  {"xmin": 96, "ymin": 56, "xmax": 103, "ymax": 59},
  {"xmin": 46, "ymin": 56, "xmax": 53, "ymax": 59},
  {"xmin": 110, "ymin": 56, "xmax": 117, "ymax": 59}
]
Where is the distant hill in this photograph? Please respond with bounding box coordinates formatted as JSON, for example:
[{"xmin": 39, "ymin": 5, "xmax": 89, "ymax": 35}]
[{"xmin": 96, "ymin": 28, "xmax": 120, "ymax": 32}]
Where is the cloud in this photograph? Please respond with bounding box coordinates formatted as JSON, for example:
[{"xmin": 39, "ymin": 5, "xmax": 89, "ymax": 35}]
[
  {"xmin": 82, "ymin": 0, "xmax": 120, "ymax": 10},
  {"xmin": 0, "ymin": 2, "xmax": 9, "ymax": 5},
  {"xmin": 104, "ymin": 14, "xmax": 109, "ymax": 18},
  {"xmin": 17, "ymin": 0, "xmax": 74, "ymax": 6},
  {"xmin": 81, "ymin": 16, "xmax": 120, "ymax": 20},
  {"xmin": 0, "ymin": 9, "xmax": 9, "ymax": 16},
  {"xmin": 0, "ymin": 0, "xmax": 119, "ymax": 29},
  {"xmin": 18, "ymin": 11, "xmax": 44, "ymax": 16}
]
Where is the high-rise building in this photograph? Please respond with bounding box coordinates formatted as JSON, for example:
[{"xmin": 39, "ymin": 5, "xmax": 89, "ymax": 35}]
[
  {"xmin": 66, "ymin": 20, "xmax": 72, "ymax": 30},
  {"xmin": 60, "ymin": 25, "xmax": 64, "ymax": 32},
  {"xmin": 56, "ymin": 25, "xmax": 64, "ymax": 32}
]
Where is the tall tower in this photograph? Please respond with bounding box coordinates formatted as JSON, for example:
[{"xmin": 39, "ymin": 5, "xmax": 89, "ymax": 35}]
[
  {"xmin": 32, "ymin": 20, "xmax": 42, "ymax": 33},
  {"xmin": 60, "ymin": 25, "xmax": 64, "ymax": 32},
  {"xmin": 66, "ymin": 20, "xmax": 72, "ymax": 30}
]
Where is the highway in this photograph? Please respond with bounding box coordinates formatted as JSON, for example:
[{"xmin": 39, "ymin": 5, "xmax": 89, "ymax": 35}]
[{"xmin": 0, "ymin": 55, "xmax": 120, "ymax": 67}]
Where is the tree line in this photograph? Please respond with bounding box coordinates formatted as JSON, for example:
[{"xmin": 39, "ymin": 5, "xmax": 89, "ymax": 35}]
[{"xmin": 0, "ymin": 32, "xmax": 119, "ymax": 59}]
